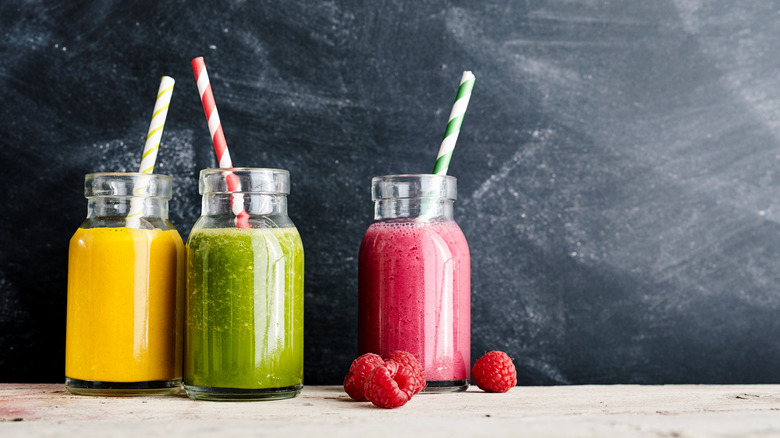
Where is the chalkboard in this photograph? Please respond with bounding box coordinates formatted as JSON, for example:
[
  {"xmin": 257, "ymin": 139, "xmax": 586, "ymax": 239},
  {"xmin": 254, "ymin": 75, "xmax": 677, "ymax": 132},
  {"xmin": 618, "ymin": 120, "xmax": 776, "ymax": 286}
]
[{"xmin": 2, "ymin": 0, "xmax": 780, "ymax": 385}]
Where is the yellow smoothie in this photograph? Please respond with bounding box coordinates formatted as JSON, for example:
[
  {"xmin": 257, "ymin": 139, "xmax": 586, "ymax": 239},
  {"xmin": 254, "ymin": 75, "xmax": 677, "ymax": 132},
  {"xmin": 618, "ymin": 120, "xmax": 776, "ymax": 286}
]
[{"xmin": 66, "ymin": 227, "xmax": 184, "ymax": 383}]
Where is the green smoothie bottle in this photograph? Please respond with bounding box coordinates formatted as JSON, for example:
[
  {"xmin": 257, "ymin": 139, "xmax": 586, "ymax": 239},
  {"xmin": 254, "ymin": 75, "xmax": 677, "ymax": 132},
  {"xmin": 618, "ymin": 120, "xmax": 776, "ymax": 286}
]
[{"xmin": 184, "ymin": 168, "xmax": 304, "ymax": 401}]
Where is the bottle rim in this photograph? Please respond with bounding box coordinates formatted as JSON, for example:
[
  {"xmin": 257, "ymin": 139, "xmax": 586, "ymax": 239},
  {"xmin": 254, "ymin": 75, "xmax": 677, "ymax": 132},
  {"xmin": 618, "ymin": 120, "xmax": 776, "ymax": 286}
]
[
  {"xmin": 199, "ymin": 167, "xmax": 290, "ymax": 195},
  {"xmin": 84, "ymin": 172, "xmax": 173, "ymax": 199}
]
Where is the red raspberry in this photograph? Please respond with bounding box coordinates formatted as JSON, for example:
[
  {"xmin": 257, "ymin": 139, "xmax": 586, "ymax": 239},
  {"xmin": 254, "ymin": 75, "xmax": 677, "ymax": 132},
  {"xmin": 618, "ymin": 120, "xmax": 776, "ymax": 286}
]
[
  {"xmin": 343, "ymin": 353, "xmax": 385, "ymax": 400},
  {"xmin": 472, "ymin": 351, "xmax": 517, "ymax": 393},
  {"xmin": 385, "ymin": 350, "xmax": 425, "ymax": 395},
  {"xmin": 363, "ymin": 361, "xmax": 414, "ymax": 409}
]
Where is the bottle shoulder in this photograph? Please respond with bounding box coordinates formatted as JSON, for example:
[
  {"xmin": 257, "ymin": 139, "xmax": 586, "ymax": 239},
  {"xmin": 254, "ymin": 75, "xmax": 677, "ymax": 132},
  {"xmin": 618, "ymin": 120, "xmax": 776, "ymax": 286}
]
[
  {"xmin": 361, "ymin": 219, "xmax": 468, "ymax": 251},
  {"xmin": 78, "ymin": 217, "xmax": 178, "ymax": 231}
]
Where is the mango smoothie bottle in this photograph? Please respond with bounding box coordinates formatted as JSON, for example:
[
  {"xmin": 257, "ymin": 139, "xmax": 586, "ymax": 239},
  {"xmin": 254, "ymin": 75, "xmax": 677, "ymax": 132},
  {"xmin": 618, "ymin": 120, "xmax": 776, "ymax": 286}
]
[
  {"xmin": 184, "ymin": 168, "xmax": 304, "ymax": 401},
  {"xmin": 66, "ymin": 173, "xmax": 184, "ymax": 395},
  {"xmin": 358, "ymin": 175, "xmax": 471, "ymax": 392}
]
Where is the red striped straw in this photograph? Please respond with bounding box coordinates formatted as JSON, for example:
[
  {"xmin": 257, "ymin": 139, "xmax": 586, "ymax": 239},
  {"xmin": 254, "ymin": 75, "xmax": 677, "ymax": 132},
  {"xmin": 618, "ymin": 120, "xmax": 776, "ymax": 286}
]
[{"xmin": 192, "ymin": 56, "xmax": 250, "ymax": 228}]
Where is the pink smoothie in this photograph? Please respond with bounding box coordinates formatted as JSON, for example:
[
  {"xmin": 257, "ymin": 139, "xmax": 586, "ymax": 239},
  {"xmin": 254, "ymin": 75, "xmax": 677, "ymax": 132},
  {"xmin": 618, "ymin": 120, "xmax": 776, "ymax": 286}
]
[{"xmin": 358, "ymin": 219, "xmax": 471, "ymax": 382}]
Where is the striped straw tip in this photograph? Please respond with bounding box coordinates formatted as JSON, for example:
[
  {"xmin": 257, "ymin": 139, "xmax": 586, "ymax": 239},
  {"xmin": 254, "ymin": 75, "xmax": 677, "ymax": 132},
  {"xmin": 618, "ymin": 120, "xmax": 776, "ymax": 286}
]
[
  {"xmin": 138, "ymin": 74, "xmax": 176, "ymax": 174},
  {"xmin": 432, "ymin": 71, "xmax": 476, "ymax": 175}
]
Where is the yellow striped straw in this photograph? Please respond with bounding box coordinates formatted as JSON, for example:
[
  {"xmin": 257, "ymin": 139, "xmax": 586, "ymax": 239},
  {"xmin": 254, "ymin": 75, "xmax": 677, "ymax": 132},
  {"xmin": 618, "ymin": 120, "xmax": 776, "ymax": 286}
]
[
  {"xmin": 139, "ymin": 76, "xmax": 175, "ymax": 174},
  {"xmin": 127, "ymin": 76, "xmax": 175, "ymax": 226}
]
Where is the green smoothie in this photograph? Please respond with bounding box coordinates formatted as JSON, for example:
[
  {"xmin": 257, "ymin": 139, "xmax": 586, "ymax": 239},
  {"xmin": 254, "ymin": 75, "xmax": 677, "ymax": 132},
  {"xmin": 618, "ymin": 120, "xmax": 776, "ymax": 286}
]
[{"xmin": 184, "ymin": 226, "xmax": 304, "ymax": 397}]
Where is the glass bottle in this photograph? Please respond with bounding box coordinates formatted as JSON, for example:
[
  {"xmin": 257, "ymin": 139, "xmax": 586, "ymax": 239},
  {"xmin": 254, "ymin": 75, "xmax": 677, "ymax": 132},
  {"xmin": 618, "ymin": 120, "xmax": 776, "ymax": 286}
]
[
  {"xmin": 358, "ymin": 174, "xmax": 471, "ymax": 392},
  {"xmin": 184, "ymin": 168, "xmax": 304, "ymax": 401},
  {"xmin": 66, "ymin": 172, "xmax": 184, "ymax": 395}
]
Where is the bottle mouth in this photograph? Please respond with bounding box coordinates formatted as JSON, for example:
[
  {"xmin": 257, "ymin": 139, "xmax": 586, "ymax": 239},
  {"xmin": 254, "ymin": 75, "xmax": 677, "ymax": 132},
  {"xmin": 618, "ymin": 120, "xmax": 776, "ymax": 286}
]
[
  {"xmin": 199, "ymin": 168, "xmax": 290, "ymax": 195},
  {"xmin": 84, "ymin": 172, "xmax": 173, "ymax": 199},
  {"xmin": 371, "ymin": 174, "xmax": 457, "ymax": 201}
]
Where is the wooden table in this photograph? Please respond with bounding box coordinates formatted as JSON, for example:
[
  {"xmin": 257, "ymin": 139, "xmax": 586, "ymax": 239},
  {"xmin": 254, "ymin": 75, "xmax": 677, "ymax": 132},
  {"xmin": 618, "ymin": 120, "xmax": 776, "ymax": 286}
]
[{"xmin": 2, "ymin": 384, "xmax": 780, "ymax": 437}]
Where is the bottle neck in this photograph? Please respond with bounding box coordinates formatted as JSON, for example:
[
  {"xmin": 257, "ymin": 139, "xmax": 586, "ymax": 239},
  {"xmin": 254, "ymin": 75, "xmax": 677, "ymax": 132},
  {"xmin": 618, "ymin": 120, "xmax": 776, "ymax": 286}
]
[
  {"xmin": 201, "ymin": 193, "xmax": 288, "ymax": 216},
  {"xmin": 374, "ymin": 198, "xmax": 454, "ymax": 221},
  {"xmin": 87, "ymin": 196, "xmax": 169, "ymax": 220}
]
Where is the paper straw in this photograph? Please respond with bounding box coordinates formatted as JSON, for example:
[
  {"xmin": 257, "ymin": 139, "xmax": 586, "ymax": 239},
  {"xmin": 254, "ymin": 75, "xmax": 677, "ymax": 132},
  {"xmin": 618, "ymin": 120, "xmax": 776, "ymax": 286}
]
[
  {"xmin": 418, "ymin": 72, "xmax": 475, "ymax": 221},
  {"xmin": 139, "ymin": 76, "xmax": 175, "ymax": 174},
  {"xmin": 432, "ymin": 71, "xmax": 475, "ymax": 175},
  {"xmin": 192, "ymin": 56, "xmax": 249, "ymax": 228},
  {"xmin": 127, "ymin": 76, "xmax": 175, "ymax": 226}
]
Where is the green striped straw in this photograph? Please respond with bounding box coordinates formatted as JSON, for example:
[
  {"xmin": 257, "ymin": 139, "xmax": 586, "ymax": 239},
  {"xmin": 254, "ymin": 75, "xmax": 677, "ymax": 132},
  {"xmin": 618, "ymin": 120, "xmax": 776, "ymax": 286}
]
[
  {"xmin": 127, "ymin": 76, "xmax": 175, "ymax": 226},
  {"xmin": 433, "ymin": 71, "xmax": 475, "ymax": 175}
]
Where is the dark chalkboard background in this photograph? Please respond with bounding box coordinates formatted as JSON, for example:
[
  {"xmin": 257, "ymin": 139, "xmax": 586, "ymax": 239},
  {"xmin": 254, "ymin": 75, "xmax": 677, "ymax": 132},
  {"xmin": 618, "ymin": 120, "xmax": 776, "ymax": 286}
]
[{"xmin": 2, "ymin": 0, "xmax": 780, "ymax": 385}]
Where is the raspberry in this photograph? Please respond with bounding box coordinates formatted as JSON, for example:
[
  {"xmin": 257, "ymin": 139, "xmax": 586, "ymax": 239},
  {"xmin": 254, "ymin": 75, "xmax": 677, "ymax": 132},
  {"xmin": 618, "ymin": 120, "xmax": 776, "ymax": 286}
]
[
  {"xmin": 344, "ymin": 350, "xmax": 427, "ymax": 406},
  {"xmin": 363, "ymin": 361, "xmax": 413, "ymax": 409},
  {"xmin": 385, "ymin": 350, "xmax": 425, "ymax": 395},
  {"xmin": 343, "ymin": 353, "xmax": 385, "ymax": 400},
  {"xmin": 472, "ymin": 351, "xmax": 517, "ymax": 393}
]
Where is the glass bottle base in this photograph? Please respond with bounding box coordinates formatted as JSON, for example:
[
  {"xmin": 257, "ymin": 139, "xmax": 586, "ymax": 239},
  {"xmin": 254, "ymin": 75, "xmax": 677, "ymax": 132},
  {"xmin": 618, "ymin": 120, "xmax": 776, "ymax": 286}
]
[
  {"xmin": 422, "ymin": 380, "xmax": 469, "ymax": 393},
  {"xmin": 65, "ymin": 377, "xmax": 181, "ymax": 396},
  {"xmin": 184, "ymin": 384, "xmax": 303, "ymax": 401}
]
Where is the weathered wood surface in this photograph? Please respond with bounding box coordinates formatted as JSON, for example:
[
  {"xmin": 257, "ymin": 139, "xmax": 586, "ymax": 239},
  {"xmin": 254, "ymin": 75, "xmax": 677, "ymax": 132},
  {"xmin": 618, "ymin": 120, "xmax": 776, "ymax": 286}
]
[{"xmin": 2, "ymin": 384, "xmax": 780, "ymax": 437}]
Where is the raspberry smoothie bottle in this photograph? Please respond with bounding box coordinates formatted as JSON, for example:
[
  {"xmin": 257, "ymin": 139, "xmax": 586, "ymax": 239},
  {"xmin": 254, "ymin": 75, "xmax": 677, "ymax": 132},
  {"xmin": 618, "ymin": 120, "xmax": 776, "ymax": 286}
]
[{"xmin": 358, "ymin": 174, "xmax": 471, "ymax": 392}]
